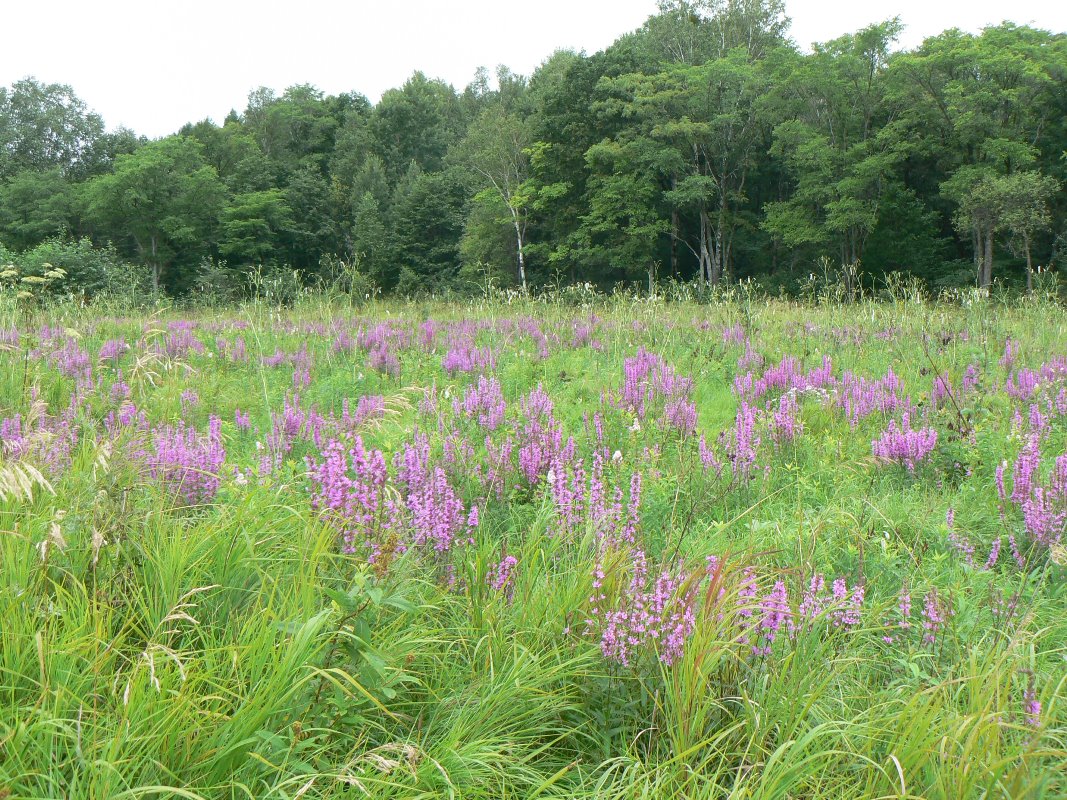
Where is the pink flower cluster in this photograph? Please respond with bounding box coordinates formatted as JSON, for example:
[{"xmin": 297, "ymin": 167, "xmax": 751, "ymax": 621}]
[
  {"xmin": 593, "ymin": 560, "xmax": 882, "ymax": 669},
  {"xmin": 143, "ymin": 416, "xmax": 225, "ymax": 505},
  {"xmin": 599, "ymin": 551, "xmax": 698, "ymax": 667},
  {"xmin": 453, "ymin": 375, "xmax": 506, "ymax": 431},
  {"xmin": 307, "ymin": 437, "xmax": 395, "ymax": 556},
  {"xmin": 996, "ymin": 435, "xmax": 1067, "ymax": 551},
  {"xmin": 872, "ymin": 414, "xmax": 938, "ymax": 470},
  {"xmin": 618, "ymin": 348, "xmax": 693, "ymax": 424}
]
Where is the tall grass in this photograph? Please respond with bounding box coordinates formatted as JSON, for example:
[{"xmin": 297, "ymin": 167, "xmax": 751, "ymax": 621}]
[{"xmin": 1, "ymin": 291, "xmax": 1064, "ymax": 798}]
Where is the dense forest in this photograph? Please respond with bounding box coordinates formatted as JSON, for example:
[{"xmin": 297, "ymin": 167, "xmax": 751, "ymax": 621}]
[{"xmin": 1, "ymin": 0, "xmax": 1066, "ymax": 299}]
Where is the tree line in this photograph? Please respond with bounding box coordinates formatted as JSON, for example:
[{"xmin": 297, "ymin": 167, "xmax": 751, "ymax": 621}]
[{"xmin": 2, "ymin": 1, "xmax": 1065, "ymax": 299}]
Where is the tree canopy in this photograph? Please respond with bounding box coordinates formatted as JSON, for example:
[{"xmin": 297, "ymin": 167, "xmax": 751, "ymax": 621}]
[{"xmin": 2, "ymin": 8, "xmax": 1066, "ymax": 297}]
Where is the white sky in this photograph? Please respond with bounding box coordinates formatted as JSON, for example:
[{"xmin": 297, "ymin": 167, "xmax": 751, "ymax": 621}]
[{"xmin": 2, "ymin": 0, "xmax": 1064, "ymax": 139}]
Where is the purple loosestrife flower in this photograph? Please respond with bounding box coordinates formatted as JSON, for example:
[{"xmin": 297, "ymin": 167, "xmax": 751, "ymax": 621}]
[
  {"xmin": 1054, "ymin": 387, "xmax": 1067, "ymax": 417},
  {"xmin": 367, "ymin": 344, "xmax": 400, "ymax": 376},
  {"xmin": 999, "ymin": 440, "xmax": 1067, "ymax": 552},
  {"xmin": 736, "ymin": 568, "xmax": 758, "ymax": 646},
  {"xmin": 871, "ymin": 414, "xmax": 938, "ymax": 471},
  {"xmin": 340, "ymin": 395, "xmax": 387, "ymax": 435},
  {"xmin": 550, "ymin": 457, "xmax": 583, "ymax": 537},
  {"xmin": 899, "ymin": 589, "xmax": 912, "ymax": 625},
  {"xmin": 419, "ymin": 320, "xmax": 438, "ymax": 349},
  {"xmin": 0, "ymin": 415, "xmax": 24, "ymax": 457},
  {"xmin": 517, "ymin": 317, "xmax": 552, "ymax": 359},
  {"xmin": 180, "ymin": 390, "xmax": 200, "ymax": 412},
  {"xmin": 570, "ymin": 320, "xmax": 601, "ymax": 349},
  {"xmin": 306, "ymin": 437, "xmax": 396, "ymax": 559},
  {"xmin": 394, "ymin": 436, "xmax": 471, "ymax": 555},
  {"xmin": 837, "ymin": 368, "xmax": 909, "ymax": 428},
  {"xmin": 263, "ymin": 351, "xmax": 296, "ymax": 380},
  {"xmin": 618, "ymin": 349, "xmax": 693, "ymax": 421},
  {"xmin": 620, "ymin": 472, "xmax": 642, "ymax": 545},
  {"xmin": 996, "ymin": 461, "xmax": 1008, "ymax": 502},
  {"xmin": 48, "ymin": 339, "xmax": 93, "ymax": 385},
  {"xmin": 482, "ymin": 432, "xmax": 514, "ymax": 490},
  {"xmin": 832, "ymin": 579, "xmax": 847, "ymax": 618},
  {"xmin": 770, "ymin": 392, "xmax": 803, "ymax": 445},
  {"xmin": 519, "ymin": 441, "xmax": 547, "ymax": 485},
  {"xmin": 406, "ymin": 465, "xmax": 467, "ymax": 552},
  {"xmin": 829, "ymin": 578, "xmax": 864, "ymax": 629},
  {"xmin": 521, "ymin": 383, "xmax": 555, "ymax": 424},
  {"xmin": 1023, "ymin": 685, "xmax": 1041, "ymax": 729},
  {"xmin": 1008, "ymin": 533, "xmax": 1026, "ymax": 568},
  {"xmin": 0, "ymin": 326, "xmax": 19, "ymax": 349},
  {"xmin": 332, "ymin": 330, "xmax": 355, "ymax": 353},
  {"xmin": 4, "ymin": 402, "xmax": 82, "ymax": 475},
  {"xmin": 842, "ymin": 584, "xmax": 865, "ymax": 629},
  {"xmin": 487, "ymin": 554, "xmax": 518, "ymax": 594},
  {"xmin": 726, "ymin": 401, "xmax": 762, "ymax": 483},
  {"xmin": 931, "ymin": 374, "xmax": 953, "ymax": 408},
  {"xmin": 664, "ymin": 398, "xmax": 698, "ymax": 437},
  {"xmin": 921, "ymin": 588, "xmax": 947, "ymax": 645},
  {"xmin": 737, "ymin": 338, "xmax": 764, "ymax": 372},
  {"xmin": 104, "ymin": 402, "xmax": 147, "ymax": 436},
  {"xmin": 1022, "ymin": 488, "xmax": 1066, "ymax": 548},
  {"xmin": 985, "ymin": 537, "xmax": 1002, "ymax": 569},
  {"xmin": 883, "ymin": 587, "xmax": 912, "ymax": 643},
  {"xmin": 1010, "ymin": 436, "xmax": 1041, "ymax": 505},
  {"xmin": 798, "ymin": 573, "xmax": 827, "ymax": 626},
  {"xmin": 265, "ymin": 394, "xmax": 328, "ymax": 462},
  {"xmin": 1028, "ymin": 404, "xmax": 1050, "ymax": 440},
  {"xmin": 945, "ymin": 508, "xmax": 976, "ymax": 567},
  {"xmin": 355, "ymin": 321, "xmax": 409, "ymax": 354},
  {"xmin": 230, "ymin": 336, "xmax": 248, "ymax": 362},
  {"xmin": 1000, "ymin": 339, "xmax": 1020, "ymax": 370},
  {"xmin": 595, "ymin": 413, "xmax": 607, "ymax": 446},
  {"xmin": 453, "ymin": 375, "xmax": 506, "ymax": 431},
  {"xmin": 733, "ymin": 371, "xmax": 754, "ymax": 398},
  {"xmin": 698, "ymin": 434, "xmax": 724, "ymax": 477},
  {"xmin": 1005, "ymin": 369, "xmax": 1041, "ymax": 400},
  {"xmin": 442, "ymin": 338, "xmax": 494, "ymax": 374},
  {"xmin": 163, "ymin": 328, "xmax": 206, "ymax": 359},
  {"xmin": 514, "ymin": 384, "xmax": 570, "ymax": 486},
  {"xmin": 738, "ymin": 355, "xmax": 835, "ymax": 402},
  {"xmin": 442, "ymin": 428, "xmax": 476, "ymax": 470},
  {"xmin": 110, "ymin": 379, "xmax": 132, "ymax": 402},
  {"xmin": 599, "ymin": 551, "xmax": 698, "ymax": 667},
  {"xmin": 98, "ymin": 338, "xmax": 129, "ymax": 362},
  {"xmin": 722, "ymin": 323, "xmax": 746, "ymax": 345},
  {"xmin": 144, "ymin": 416, "xmax": 225, "ymax": 505},
  {"xmin": 754, "ymin": 580, "xmax": 791, "ymax": 656}
]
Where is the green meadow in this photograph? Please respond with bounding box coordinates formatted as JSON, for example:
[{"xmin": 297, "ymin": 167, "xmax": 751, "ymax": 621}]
[{"xmin": 1, "ymin": 292, "xmax": 1064, "ymax": 799}]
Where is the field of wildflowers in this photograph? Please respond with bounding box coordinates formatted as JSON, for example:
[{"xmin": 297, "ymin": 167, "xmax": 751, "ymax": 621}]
[{"xmin": 0, "ymin": 292, "xmax": 1064, "ymax": 798}]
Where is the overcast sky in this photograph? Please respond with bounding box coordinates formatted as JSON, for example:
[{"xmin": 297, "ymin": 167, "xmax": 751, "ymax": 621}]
[{"xmin": 2, "ymin": 0, "xmax": 1064, "ymax": 138}]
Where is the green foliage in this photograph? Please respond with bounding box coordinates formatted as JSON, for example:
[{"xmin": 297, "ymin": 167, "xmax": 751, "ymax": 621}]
[
  {"xmin": 370, "ymin": 72, "xmax": 467, "ymax": 180},
  {"xmin": 0, "ymin": 168, "xmax": 76, "ymax": 249},
  {"xmin": 15, "ymin": 237, "xmax": 146, "ymax": 297},
  {"xmin": 220, "ymin": 188, "xmax": 293, "ymax": 266},
  {"xmin": 0, "ymin": 77, "xmax": 105, "ymax": 178},
  {"xmin": 4, "ymin": 15, "xmax": 1067, "ymax": 298},
  {"xmin": 83, "ymin": 136, "xmax": 226, "ymax": 293},
  {"xmin": 452, "ymin": 104, "xmax": 532, "ymax": 290},
  {"xmin": 0, "ymin": 295, "xmax": 1064, "ymax": 798},
  {"xmin": 391, "ymin": 167, "xmax": 469, "ymax": 293},
  {"xmin": 350, "ymin": 191, "xmax": 392, "ymax": 289}
]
